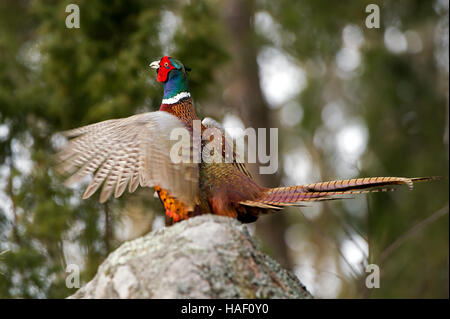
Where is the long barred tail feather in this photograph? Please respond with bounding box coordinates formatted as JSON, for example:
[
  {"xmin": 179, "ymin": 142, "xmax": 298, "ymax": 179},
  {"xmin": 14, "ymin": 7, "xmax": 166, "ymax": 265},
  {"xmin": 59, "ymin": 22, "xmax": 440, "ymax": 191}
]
[{"xmin": 240, "ymin": 176, "xmax": 439, "ymax": 209}]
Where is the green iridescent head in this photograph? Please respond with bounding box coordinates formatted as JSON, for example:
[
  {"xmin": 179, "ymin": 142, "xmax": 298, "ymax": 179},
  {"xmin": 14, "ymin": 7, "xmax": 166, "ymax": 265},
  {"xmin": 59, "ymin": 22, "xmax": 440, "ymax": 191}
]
[{"xmin": 150, "ymin": 56, "xmax": 191, "ymax": 100}]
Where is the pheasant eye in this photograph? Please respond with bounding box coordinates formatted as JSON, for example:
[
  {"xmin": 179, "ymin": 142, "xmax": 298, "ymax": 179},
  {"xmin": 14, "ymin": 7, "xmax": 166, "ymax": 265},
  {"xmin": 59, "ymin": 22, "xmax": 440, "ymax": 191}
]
[{"xmin": 164, "ymin": 62, "xmax": 169, "ymax": 68}]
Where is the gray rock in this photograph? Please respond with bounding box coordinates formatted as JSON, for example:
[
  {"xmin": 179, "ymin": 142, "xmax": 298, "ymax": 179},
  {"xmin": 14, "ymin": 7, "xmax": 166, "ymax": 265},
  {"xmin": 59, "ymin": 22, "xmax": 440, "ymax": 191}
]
[{"xmin": 69, "ymin": 215, "xmax": 312, "ymax": 299}]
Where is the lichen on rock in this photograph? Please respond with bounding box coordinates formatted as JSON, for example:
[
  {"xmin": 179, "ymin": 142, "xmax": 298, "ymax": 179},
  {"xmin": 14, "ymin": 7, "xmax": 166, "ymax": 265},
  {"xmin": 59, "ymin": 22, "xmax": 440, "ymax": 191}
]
[{"xmin": 69, "ymin": 215, "xmax": 312, "ymax": 299}]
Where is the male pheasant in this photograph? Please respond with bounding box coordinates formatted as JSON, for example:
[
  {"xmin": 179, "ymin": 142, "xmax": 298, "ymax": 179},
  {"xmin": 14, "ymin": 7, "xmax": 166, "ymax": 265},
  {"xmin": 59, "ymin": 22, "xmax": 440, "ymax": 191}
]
[{"xmin": 56, "ymin": 56, "xmax": 434, "ymax": 225}]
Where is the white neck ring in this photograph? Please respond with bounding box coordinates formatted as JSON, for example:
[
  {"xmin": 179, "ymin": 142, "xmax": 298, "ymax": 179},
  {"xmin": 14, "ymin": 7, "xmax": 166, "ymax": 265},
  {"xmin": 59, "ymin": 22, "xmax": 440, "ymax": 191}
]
[{"xmin": 162, "ymin": 92, "xmax": 191, "ymax": 104}]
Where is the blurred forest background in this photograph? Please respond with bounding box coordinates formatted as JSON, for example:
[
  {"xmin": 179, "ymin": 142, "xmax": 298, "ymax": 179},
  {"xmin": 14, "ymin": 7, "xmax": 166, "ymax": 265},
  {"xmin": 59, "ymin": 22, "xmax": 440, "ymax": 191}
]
[{"xmin": 0, "ymin": 0, "xmax": 448, "ymax": 298}]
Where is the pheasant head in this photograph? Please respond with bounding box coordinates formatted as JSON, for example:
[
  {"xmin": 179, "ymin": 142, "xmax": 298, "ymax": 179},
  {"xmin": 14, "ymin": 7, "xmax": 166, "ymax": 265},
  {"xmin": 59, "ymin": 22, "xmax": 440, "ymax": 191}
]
[{"xmin": 150, "ymin": 56, "xmax": 190, "ymax": 103}]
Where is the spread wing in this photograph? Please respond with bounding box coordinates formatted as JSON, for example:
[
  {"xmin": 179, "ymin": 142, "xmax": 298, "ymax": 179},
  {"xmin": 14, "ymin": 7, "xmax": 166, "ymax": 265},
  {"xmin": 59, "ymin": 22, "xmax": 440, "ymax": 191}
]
[
  {"xmin": 202, "ymin": 117, "xmax": 253, "ymax": 178},
  {"xmin": 55, "ymin": 111, "xmax": 199, "ymax": 208}
]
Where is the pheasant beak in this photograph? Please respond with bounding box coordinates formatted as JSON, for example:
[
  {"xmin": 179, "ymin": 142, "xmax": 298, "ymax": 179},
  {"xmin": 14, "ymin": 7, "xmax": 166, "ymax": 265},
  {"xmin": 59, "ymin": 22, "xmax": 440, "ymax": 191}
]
[{"xmin": 149, "ymin": 61, "xmax": 160, "ymax": 69}]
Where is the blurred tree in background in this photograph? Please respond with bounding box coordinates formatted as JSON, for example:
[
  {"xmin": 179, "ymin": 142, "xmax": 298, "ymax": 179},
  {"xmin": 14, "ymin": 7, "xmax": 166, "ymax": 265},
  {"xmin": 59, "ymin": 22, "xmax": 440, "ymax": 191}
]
[{"xmin": 0, "ymin": 0, "xmax": 448, "ymax": 298}]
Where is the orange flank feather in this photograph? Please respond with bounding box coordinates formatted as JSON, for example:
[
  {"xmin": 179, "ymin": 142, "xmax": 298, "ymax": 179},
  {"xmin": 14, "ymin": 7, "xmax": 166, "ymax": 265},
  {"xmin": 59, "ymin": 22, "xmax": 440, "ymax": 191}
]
[{"xmin": 154, "ymin": 186, "xmax": 195, "ymax": 225}]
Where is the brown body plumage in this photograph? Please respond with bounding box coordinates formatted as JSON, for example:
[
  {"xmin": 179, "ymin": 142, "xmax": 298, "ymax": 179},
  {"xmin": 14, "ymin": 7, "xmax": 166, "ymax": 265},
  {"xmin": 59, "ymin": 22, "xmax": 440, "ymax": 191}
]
[
  {"xmin": 160, "ymin": 98, "xmax": 264, "ymax": 224},
  {"xmin": 56, "ymin": 56, "xmax": 436, "ymax": 226},
  {"xmin": 158, "ymin": 97, "xmax": 435, "ymax": 224}
]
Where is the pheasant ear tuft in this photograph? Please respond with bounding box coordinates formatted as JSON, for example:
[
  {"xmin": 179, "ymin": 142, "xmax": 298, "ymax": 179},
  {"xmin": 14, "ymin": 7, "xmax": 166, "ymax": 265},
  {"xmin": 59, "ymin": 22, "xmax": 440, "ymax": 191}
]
[{"xmin": 185, "ymin": 66, "xmax": 192, "ymax": 72}]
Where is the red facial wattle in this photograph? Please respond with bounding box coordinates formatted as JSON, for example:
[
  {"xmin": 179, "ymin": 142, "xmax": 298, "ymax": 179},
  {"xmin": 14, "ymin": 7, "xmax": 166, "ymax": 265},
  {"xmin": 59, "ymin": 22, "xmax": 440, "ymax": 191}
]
[{"xmin": 157, "ymin": 56, "xmax": 175, "ymax": 82}]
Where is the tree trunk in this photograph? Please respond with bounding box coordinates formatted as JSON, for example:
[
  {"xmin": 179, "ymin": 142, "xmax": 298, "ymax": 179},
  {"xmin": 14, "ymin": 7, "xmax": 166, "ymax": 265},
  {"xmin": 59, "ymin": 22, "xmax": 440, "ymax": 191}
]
[{"xmin": 221, "ymin": 0, "xmax": 292, "ymax": 269}]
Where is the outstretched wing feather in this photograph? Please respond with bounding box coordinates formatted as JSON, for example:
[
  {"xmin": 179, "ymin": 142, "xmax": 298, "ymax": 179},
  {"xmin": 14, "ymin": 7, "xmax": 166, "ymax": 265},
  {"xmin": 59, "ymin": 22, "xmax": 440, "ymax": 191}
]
[{"xmin": 56, "ymin": 111, "xmax": 199, "ymax": 207}]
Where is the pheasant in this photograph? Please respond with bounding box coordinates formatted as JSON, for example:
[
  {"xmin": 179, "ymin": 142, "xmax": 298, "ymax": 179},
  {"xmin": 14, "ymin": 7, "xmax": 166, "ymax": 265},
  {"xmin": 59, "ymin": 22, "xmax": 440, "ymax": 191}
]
[{"xmin": 56, "ymin": 56, "xmax": 435, "ymax": 226}]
